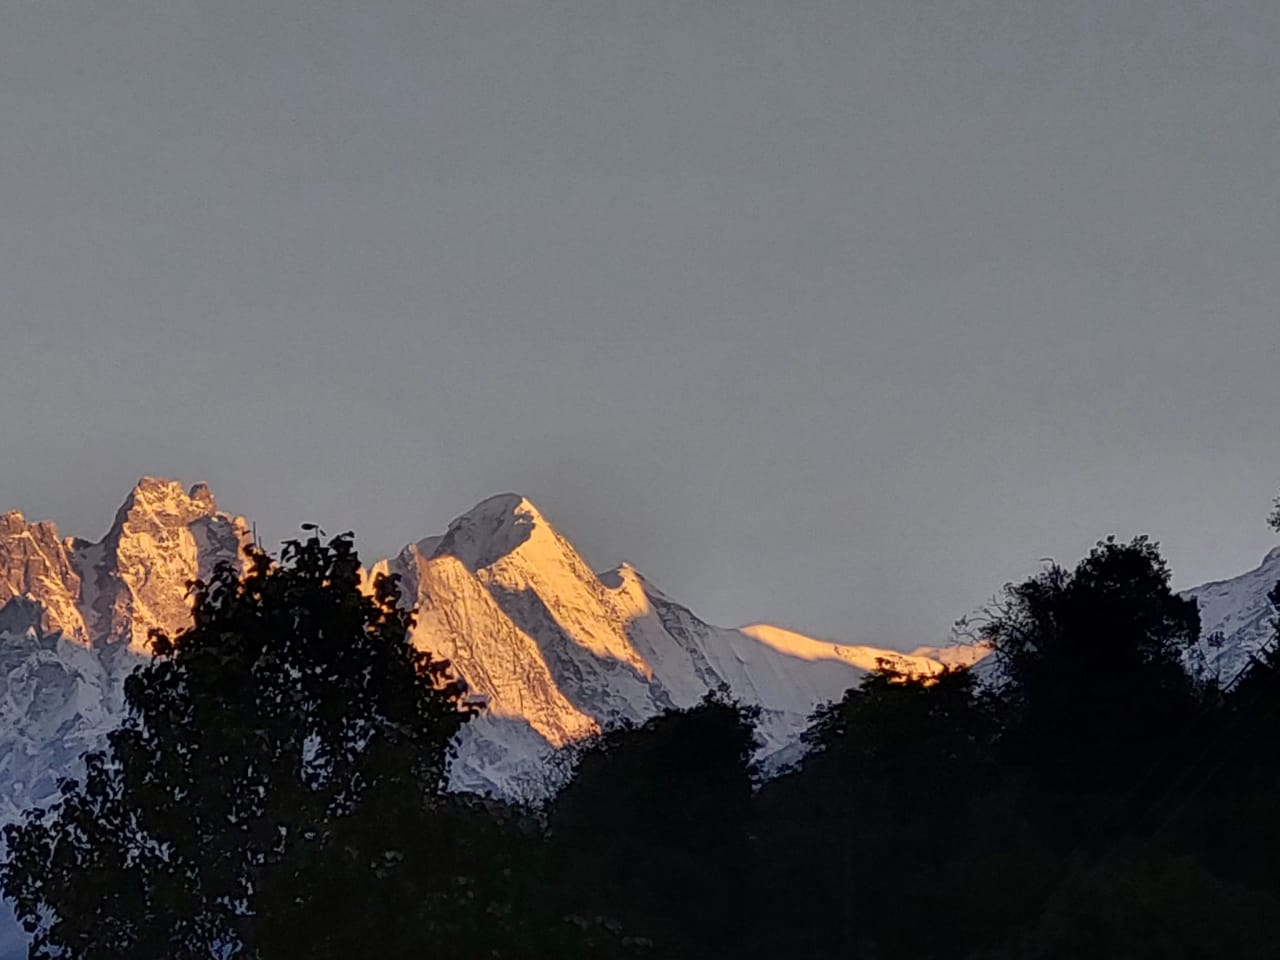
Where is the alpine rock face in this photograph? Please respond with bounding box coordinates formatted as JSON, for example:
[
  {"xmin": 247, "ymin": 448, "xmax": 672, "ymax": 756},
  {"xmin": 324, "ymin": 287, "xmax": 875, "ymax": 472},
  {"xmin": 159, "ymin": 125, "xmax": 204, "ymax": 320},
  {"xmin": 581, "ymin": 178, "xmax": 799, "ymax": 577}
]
[
  {"xmin": 1, "ymin": 478, "xmax": 1275, "ymax": 821},
  {"xmin": 0, "ymin": 511, "xmax": 88, "ymax": 644},
  {"xmin": 76, "ymin": 478, "xmax": 251, "ymax": 650},
  {"xmin": 0, "ymin": 479, "xmax": 249, "ymax": 821}
]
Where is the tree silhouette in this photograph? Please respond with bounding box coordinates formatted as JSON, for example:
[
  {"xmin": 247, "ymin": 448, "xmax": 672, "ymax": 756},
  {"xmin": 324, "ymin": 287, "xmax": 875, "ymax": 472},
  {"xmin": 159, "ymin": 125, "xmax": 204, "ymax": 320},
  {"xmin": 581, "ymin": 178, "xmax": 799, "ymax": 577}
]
[
  {"xmin": 754, "ymin": 666, "xmax": 1011, "ymax": 959},
  {"xmin": 2, "ymin": 532, "xmax": 474, "ymax": 960},
  {"xmin": 5, "ymin": 524, "xmax": 1280, "ymax": 960},
  {"xmin": 547, "ymin": 693, "xmax": 759, "ymax": 958},
  {"xmin": 974, "ymin": 536, "xmax": 1201, "ymax": 842}
]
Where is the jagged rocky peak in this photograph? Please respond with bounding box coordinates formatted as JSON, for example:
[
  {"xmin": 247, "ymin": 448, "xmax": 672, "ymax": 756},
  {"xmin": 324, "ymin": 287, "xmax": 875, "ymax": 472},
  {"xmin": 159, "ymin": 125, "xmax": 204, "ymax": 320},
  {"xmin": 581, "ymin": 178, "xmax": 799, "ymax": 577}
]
[
  {"xmin": 112, "ymin": 477, "xmax": 220, "ymax": 527},
  {"xmin": 78, "ymin": 477, "xmax": 251, "ymax": 650},
  {"xmin": 0, "ymin": 510, "xmax": 87, "ymax": 644},
  {"xmin": 9, "ymin": 477, "xmax": 1280, "ymax": 817}
]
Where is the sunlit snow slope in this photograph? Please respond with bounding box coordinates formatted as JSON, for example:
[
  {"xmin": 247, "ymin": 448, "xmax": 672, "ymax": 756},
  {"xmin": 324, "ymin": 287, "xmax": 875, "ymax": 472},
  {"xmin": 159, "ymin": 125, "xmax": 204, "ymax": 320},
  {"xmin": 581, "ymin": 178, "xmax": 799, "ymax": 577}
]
[
  {"xmin": 5, "ymin": 479, "xmax": 1273, "ymax": 817},
  {"xmin": 383, "ymin": 493, "xmax": 962, "ymax": 796}
]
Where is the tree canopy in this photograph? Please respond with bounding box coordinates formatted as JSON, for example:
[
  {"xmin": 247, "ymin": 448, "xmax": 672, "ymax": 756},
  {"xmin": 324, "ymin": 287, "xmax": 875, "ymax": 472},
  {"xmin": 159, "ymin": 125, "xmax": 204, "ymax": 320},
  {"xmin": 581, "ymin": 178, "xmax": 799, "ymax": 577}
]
[{"xmin": 2, "ymin": 532, "xmax": 474, "ymax": 960}]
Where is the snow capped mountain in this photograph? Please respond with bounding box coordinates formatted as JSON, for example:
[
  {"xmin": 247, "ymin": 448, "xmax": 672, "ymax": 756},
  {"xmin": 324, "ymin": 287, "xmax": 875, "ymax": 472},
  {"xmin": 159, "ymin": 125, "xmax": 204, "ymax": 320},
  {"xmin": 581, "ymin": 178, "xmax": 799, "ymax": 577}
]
[
  {"xmin": 0, "ymin": 598, "xmax": 118, "ymax": 820},
  {"xmin": 0, "ymin": 481, "xmax": 1272, "ymax": 960},
  {"xmin": 76, "ymin": 478, "xmax": 250, "ymax": 651},
  {"xmin": 388, "ymin": 492, "xmax": 950, "ymax": 795},
  {"xmin": 3, "ymin": 477, "xmax": 1274, "ymax": 821},
  {"xmin": 0, "ymin": 480, "xmax": 964, "ymax": 813},
  {"xmin": 1182, "ymin": 546, "xmax": 1280, "ymax": 683},
  {"xmin": 0, "ymin": 511, "xmax": 87, "ymax": 644},
  {"xmin": 0, "ymin": 479, "xmax": 250, "ymax": 822}
]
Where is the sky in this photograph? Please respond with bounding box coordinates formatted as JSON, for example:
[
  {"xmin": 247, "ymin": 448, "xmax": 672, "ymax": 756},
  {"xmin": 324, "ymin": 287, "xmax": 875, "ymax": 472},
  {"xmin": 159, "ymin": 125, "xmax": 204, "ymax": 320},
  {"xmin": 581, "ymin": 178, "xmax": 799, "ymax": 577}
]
[{"xmin": 1, "ymin": 0, "xmax": 1278, "ymax": 650}]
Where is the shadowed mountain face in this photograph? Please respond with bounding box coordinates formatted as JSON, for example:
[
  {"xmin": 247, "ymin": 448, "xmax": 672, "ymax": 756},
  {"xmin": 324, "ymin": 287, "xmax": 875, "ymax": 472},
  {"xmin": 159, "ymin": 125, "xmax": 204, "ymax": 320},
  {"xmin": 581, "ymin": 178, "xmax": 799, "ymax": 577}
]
[
  {"xmin": 1182, "ymin": 546, "xmax": 1280, "ymax": 684},
  {"xmin": 0, "ymin": 479, "xmax": 1271, "ymax": 819}
]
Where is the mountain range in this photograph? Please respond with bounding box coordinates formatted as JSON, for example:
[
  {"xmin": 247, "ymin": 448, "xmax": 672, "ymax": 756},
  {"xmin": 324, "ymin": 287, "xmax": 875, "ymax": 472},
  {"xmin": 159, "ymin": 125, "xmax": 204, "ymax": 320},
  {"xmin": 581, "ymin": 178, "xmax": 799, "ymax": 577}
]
[{"xmin": 0, "ymin": 477, "xmax": 1274, "ymax": 824}]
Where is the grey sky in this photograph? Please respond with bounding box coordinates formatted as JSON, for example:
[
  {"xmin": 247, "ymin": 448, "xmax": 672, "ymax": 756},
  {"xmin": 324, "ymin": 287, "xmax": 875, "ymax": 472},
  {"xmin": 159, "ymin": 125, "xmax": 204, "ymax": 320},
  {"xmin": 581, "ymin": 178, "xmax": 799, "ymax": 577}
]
[{"xmin": 2, "ymin": 1, "xmax": 1278, "ymax": 649}]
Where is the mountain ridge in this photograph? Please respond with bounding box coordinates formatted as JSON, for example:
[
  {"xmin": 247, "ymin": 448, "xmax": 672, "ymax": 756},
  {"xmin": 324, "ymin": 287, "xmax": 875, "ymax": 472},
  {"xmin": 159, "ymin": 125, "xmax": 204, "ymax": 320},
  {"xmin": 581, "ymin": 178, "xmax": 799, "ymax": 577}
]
[
  {"xmin": 0, "ymin": 477, "xmax": 1274, "ymax": 820},
  {"xmin": 1182, "ymin": 544, "xmax": 1280, "ymax": 683}
]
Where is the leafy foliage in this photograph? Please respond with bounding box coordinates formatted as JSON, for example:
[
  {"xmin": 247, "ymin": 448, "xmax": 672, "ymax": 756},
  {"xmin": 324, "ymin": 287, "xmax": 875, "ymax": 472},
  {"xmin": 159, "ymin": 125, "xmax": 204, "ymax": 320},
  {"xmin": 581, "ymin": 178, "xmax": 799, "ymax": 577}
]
[
  {"xmin": 990, "ymin": 856, "xmax": 1280, "ymax": 960},
  {"xmin": 974, "ymin": 537, "xmax": 1202, "ymax": 828},
  {"xmin": 755, "ymin": 667, "xmax": 1008, "ymax": 959},
  {"xmin": 2, "ymin": 533, "xmax": 474, "ymax": 960},
  {"xmin": 6, "ymin": 527, "xmax": 1280, "ymax": 960},
  {"xmin": 546, "ymin": 694, "xmax": 759, "ymax": 958}
]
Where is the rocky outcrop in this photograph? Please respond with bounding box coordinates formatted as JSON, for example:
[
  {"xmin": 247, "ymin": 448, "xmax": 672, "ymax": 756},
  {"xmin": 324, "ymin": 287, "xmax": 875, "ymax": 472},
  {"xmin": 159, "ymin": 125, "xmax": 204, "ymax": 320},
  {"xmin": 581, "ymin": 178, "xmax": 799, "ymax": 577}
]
[
  {"xmin": 74, "ymin": 478, "xmax": 250, "ymax": 650},
  {"xmin": 0, "ymin": 512, "xmax": 86, "ymax": 644}
]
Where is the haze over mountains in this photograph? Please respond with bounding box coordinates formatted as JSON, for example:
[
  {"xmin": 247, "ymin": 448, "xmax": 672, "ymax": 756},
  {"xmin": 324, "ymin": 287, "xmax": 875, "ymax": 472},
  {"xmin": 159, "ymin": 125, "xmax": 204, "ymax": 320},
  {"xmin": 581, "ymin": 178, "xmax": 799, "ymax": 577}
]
[{"xmin": 0, "ymin": 478, "xmax": 1273, "ymax": 822}]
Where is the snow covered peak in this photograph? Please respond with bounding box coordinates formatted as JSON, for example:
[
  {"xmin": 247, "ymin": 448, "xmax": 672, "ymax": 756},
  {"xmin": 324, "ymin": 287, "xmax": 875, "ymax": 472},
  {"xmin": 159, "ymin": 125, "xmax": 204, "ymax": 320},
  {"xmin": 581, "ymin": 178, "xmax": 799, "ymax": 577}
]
[
  {"xmin": 78, "ymin": 478, "xmax": 250, "ymax": 650},
  {"xmin": 0, "ymin": 482, "xmax": 1021, "ymax": 818},
  {"xmin": 1183, "ymin": 543, "xmax": 1280, "ymax": 682},
  {"xmin": 0, "ymin": 511, "xmax": 87, "ymax": 644},
  {"xmin": 429, "ymin": 494, "xmax": 549, "ymax": 572},
  {"xmin": 111, "ymin": 477, "xmax": 220, "ymax": 530}
]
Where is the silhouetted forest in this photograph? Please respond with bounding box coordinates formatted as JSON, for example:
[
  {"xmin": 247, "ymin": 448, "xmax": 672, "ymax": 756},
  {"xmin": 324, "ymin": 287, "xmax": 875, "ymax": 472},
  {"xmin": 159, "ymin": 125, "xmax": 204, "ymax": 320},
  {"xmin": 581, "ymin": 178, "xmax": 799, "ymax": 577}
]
[{"xmin": 4, "ymin": 527, "xmax": 1280, "ymax": 959}]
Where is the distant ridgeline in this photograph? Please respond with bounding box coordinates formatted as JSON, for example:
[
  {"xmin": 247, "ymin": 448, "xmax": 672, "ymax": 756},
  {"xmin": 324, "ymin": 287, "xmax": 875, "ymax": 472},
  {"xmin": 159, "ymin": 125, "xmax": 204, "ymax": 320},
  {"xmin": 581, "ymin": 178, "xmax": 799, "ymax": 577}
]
[
  {"xmin": 3, "ymin": 481, "xmax": 1280, "ymax": 960},
  {"xmin": 0, "ymin": 477, "xmax": 970, "ymax": 819},
  {"xmin": 0, "ymin": 477, "xmax": 1272, "ymax": 823}
]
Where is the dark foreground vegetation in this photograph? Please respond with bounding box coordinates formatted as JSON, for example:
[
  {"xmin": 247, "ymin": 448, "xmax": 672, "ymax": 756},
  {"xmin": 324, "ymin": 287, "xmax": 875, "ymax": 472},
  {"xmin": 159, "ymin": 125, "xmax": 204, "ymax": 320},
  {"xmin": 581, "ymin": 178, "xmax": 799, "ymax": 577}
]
[{"xmin": 4, "ymin": 522, "xmax": 1280, "ymax": 959}]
